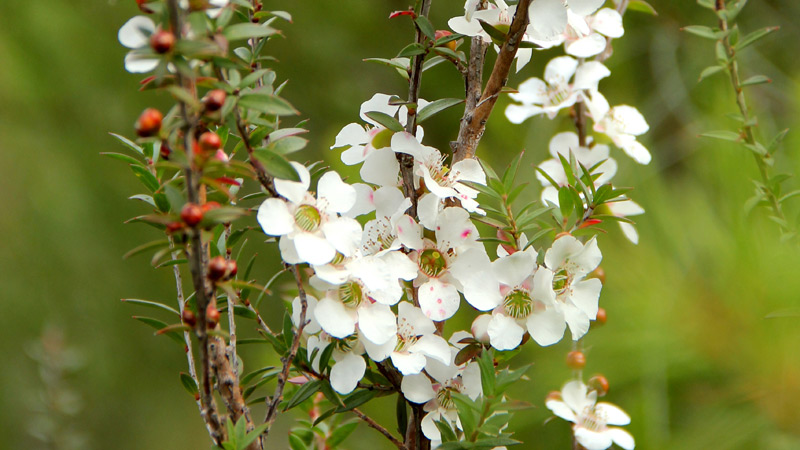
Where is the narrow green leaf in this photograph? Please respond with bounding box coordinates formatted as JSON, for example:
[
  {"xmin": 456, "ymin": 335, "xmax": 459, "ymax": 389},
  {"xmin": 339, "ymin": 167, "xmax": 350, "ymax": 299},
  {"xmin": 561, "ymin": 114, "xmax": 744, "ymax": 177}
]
[
  {"xmin": 627, "ymin": 0, "xmax": 658, "ymax": 15},
  {"xmin": 736, "ymin": 26, "xmax": 779, "ymax": 52},
  {"xmin": 335, "ymin": 388, "xmax": 379, "ymax": 412},
  {"xmin": 415, "ymin": 16, "xmax": 436, "ymax": 40},
  {"xmin": 741, "ymin": 75, "xmax": 771, "ymax": 87},
  {"xmin": 121, "ymin": 298, "xmax": 180, "ymax": 316},
  {"xmin": 224, "ymin": 23, "xmax": 279, "ymax": 41},
  {"xmin": 253, "ymin": 148, "xmax": 301, "ymax": 181},
  {"xmin": 284, "ymin": 379, "xmax": 323, "ymax": 411},
  {"xmin": 123, "ymin": 239, "xmax": 171, "ymax": 259},
  {"xmin": 417, "ymin": 98, "xmax": 464, "ymax": 123},
  {"xmin": 478, "ymin": 20, "xmax": 508, "ymax": 42},
  {"xmin": 109, "ymin": 132, "xmax": 144, "ymax": 155},
  {"xmin": 698, "ymin": 65, "xmax": 725, "ymax": 82},
  {"xmin": 364, "ymin": 111, "xmax": 405, "ymax": 132},
  {"xmin": 130, "ymin": 165, "xmax": 160, "ymax": 192},
  {"xmin": 327, "ymin": 421, "xmax": 359, "ymax": 447},
  {"xmin": 397, "ymin": 42, "xmax": 426, "ymax": 58},
  {"xmin": 238, "ymin": 94, "xmax": 299, "ymax": 116},
  {"xmin": 700, "ymin": 130, "xmax": 741, "ymax": 142},
  {"xmin": 101, "ymin": 152, "xmax": 144, "ymax": 166},
  {"xmin": 682, "ymin": 25, "xmax": 720, "ymax": 39},
  {"xmin": 180, "ymin": 372, "xmax": 198, "ymax": 395}
]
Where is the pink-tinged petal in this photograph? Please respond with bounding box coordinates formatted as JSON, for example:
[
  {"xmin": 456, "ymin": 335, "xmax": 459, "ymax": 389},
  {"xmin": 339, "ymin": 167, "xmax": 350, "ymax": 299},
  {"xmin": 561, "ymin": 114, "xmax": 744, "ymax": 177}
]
[
  {"xmin": 510, "ymin": 77, "xmax": 548, "ymax": 104},
  {"xmin": 278, "ymin": 236, "xmax": 302, "ymax": 264},
  {"xmin": 274, "ymin": 162, "xmax": 310, "ymax": 203},
  {"xmin": 526, "ymin": 307, "xmax": 566, "ymax": 346},
  {"xmin": 362, "ymin": 335, "xmax": 395, "ymax": 362},
  {"xmin": 452, "ymin": 248, "xmax": 503, "ymax": 311},
  {"xmin": 488, "ymin": 314, "xmax": 524, "ymax": 350},
  {"xmin": 331, "ymin": 123, "xmax": 369, "ymax": 149},
  {"xmin": 545, "ymin": 234, "xmax": 582, "ymax": 270},
  {"xmin": 330, "ymin": 353, "xmax": 366, "ymax": 394},
  {"xmin": 314, "ymin": 297, "xmax": 356, "ymax": 339},
  {"xmin": 528, "ymin": 0, "xmax": 568, "ymax": 40},
  {"xmin": 419, "ymin": 279, "xmax": 460, "ymax": 321},
  {"xmin": 341, "ymin": 144, "xmax": 368, "ymax": 165},
  {"xmin": 257, "ymin": 198, "xmax": 294, "ymax": 236},
  {"xmin": 317, "ymin": 171, "xmax": 357, "ymax": 213},
  {"xmin": 596, "ymin": 402, "xmax": 631, "ymax": 426},
  {"xmin": 575, "ymin": 428, "xmax": 613, "ymax": 450},
  {"xmin": 607, "ymin": 428, "xmax": 635, "ymax": 449},
  {"xmin": 294, "ymin": 232, "xmax": 336, "ymax": 265},
  {"xmin": 567, "ymin": 34, "xmax": 607, "ymax": 58},
  {"xmin": 569, "ymin": 278, "xmax": 602, "ymax": 319},
  {"xmin": 451, "ymin": 159, "xmax": 486, "ymax": 184},
  {"xmin": 401, "ymin": 373, "xmax": 436, "ymax": 403},
  {"xmin": 410, "ymin": 334, "xmax": 452, "ymax": 365},
  {"xmin": 591, "ymin": 8, "xmax": 624, "ymax": 38},
  {"xmin": 118, "ymin": 16, "xmax": 154, "ymax": 48},
  {"xmin": 292, "ymin": 295, "xmax": 319, "ymax": 334},
  {"xmin": 492, "ymin": 251, "xmax": 536, "ymax": 288},
  {"xmin": 321, "ymin": 217, "xmax": 362, "ymax": 257},
  {"xmin": 435, "ymin": 207, "xmax": 477, "ymax": 250},
  {"xmin": 618, "ymin": 222, "xmax": 639, "ymax": 244},
  {"xmin": 573, "ymin": 61, "xmax": 611, "ymax": 90},
  {"xmin": 544, "ymin": 56, "xmax": 578, "ymax": 85},
  {"xmin": 399, "ymin": 302, "xmax": 436, "ymax": 336},
  {"xmin": 545, "ymin": 399, "xmax": 577, "ymax": 423},
  {"xmin": 358, "ymin": 303, "xmax": 397, "ymax": 346},
  {"xmin": 562, "ymin": 302, "xmax": 591, "ymax": 340},
  {"xmin": 392, "ymin": 351, "xmax": 427, "ymax": 375},
  {"xmin": 506, "ymin": 103, "xmax": 544, "ymax": 124},
  {"xmin": 397, "ymin": 214, "xmax": 424, "ymax": 250},
  {"xmin": 344, "ymin": 183, "xmax": 376, "ymax": 218},
  {"xmin": 360, "ymin": 93, "xmax": 400, "ymax": 124},
  {"xmin": 569, "ymin": 0, "xmax": 605, "ymax": 16},
  {"xmin": 124, "ymin": 53, "xmax": 159, "ymax": 73},
  {"xmin": 361, "ymin": 148, "xmax": 400, "ymax": 187}
]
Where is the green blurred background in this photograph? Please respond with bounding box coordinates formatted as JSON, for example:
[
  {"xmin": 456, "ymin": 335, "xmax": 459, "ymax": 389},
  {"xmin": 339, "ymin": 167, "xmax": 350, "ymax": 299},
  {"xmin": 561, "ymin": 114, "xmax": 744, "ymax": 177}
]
[{"xmin": 2, "ymin": 0, "xmax": 800, "ymax": 448}]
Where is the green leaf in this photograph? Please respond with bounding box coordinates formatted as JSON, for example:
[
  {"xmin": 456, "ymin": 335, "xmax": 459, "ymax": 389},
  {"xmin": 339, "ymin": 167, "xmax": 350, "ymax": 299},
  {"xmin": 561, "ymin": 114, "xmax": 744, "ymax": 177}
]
[
  {"xmin": 224, "ymin": 23, "xmax": 279, "ymax": 41},
  {"xmin": 435, "ymin": 418, "xmax": 458, "ymax": 443},
  {"xmin": 132, "ymin": 316, "xmax": 184, "ymax": 345},
  {"xmin": 327, "ymin": 421, "xmax": 359, "ymax": 447},
  {"xmin": 558, "ymin": 186, "xmax": 574, "ymax": 219},
  {"xmin": 335, "ymin": 388, "xmax": 379, "ymax": 412},
  {"xmin": 363, "ymin": 57, "xmax": 409, "ymax": 72},
  {"xmin": 397, "ymin": 42, "xmax": 426, "ymax": 58},
  {"xmin": 109, "ymin": 132, "xmax": 145, "ymax": 155},
  {"xmin": 284, "ymin": 379, "xmax": 323, "ymax": 411},
  {"xmin": 477, "ymin": 350, "xmax": 496, "ymax": 397},
  {"xmin": 736, "ymin": 26, "xmax": 779, "ymax": 52},
  {"xmin": 121, "ymin": 298, "xmax": 179, "ymax": 316},
  {"xmin": 415, "ymin": 16, "xmax": 436, "ymax": 40},
  {"xmin": 474, "ymin": 437, "xmax": 521, "ymax": 447},
  {"xmin": 180, "ymin": 372, "xmax": 198, "ymax": 395},
  {"xmin": 700, "ymin": 130, "xmax": 741, "ymax": 142},
  {"xmin": 267, "ymin": 136, "xmax": 308, "ymax": 155},
  {"xmin": 451, "ymin": 393, "xmax": 479, "ymax": 438},
  {"xmin": 478, "ymin": 20, "xmax": 508, "ymax": 42},
  {"xmin": 239, "ymin": 68, "xmax": 273, "ymax": 88},
  {"xmin": 238, "ymin": 94, "xmax": 298, "ymax": 116},
  {"xmin": 241, "ymin": 366, "xmax": 277, "ymax": 385},
  {"xmin": 364, "ymin": 111, "xmax": 405, "ymax": 132},
  {"xmin": 417, "ymin": 98, "xmax": 464, "ymax": 123},
  {"xmin": 253, "ymin": 148, "xmax": 301, "ymax": 181},
  {"xmin": 502, "ymin": 152, "xmax": 525, "ymax": 193},
  {"xmin": 288, "ymin": 433, "xmax": 309, "ymax": 450},
  {"xmin": 101, "ymin": 152, "xmax": 144, "ymax": 166},
  {"xmin": 682, "ymin": 25, "xmax": 720, "ymax": 39},
  {"xmin": 627, "ymin": 0, "xmax": 658, "ymax": 15},
  {"xmin": 741, "ymin": 75, "xmax": 771, "ymax": 87},
  {"xmin": 130, "ymin": 165, "xmax": 160, "ymax": 192},
  {"xmin": 396, "ymin": 394, "xmax": 408, "ymax": 438},
  {"xmin": 698, "ymin": 65, "xmax": 726, "ymax": 82},
  {"xmin": 123, "ymin": 239, "xmax": 171, "ymax": 260},
  {"xmin": 202, "ymin": 206, "xmax": 248, "ymax": 224},
  {"xmin": 767, "ymin": 129, "xmax": 790, "ymax": 154}
]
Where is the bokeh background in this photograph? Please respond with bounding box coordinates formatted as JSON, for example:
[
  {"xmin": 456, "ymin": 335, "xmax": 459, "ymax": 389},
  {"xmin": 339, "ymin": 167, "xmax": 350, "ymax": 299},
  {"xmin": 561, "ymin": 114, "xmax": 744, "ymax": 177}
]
[{"xmin": 2, "ymin": 0, "xmax": 800, "ymax": 449}]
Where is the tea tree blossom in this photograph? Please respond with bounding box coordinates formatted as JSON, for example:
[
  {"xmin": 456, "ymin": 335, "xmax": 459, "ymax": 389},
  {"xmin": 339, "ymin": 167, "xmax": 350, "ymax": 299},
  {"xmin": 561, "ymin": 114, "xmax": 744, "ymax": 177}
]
[
  {"xmin": 583, "ymin": 90, "xmax": 651, "ymax": 164},
  {"xmin": 506, "ymin": 57, "xmax": 610, "ymax": 123},
  {"xmin": 118, "ymin": 16, "xmax": 159, "ymax": 73},
  {"xmin": 546, "ymin": 380, "xmax": 635, "ymax": 450},
  {"xmin": 257, "ymin": 163, "xmax": 362, "ymax": 265},
  {"xmin": 527, "ymin": 0, "xmax": 606, "ymax": 41},
  {"xmin": 532, "ymin": 7, "xmax": 624, "ymax": 58}
]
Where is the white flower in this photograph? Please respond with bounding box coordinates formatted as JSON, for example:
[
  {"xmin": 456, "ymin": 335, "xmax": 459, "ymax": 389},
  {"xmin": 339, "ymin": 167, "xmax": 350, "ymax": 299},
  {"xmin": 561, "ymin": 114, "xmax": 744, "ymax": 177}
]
[
  {"xmin": 448, "ymin": 0, "xmax": 535, "ymax": 72},
  {"xmin": 546, "ymin": 380, "xmax": 635, "ymax": 450},
  {"xmin": 531, "ymin": 7, "xmax": 624, "ymax": 58},
  {"xmin": 257, "ymin": 163, "xmax": 362, "ymax": 265},
  {"xmin": 506, "ymin": 57, "xmax": 610, "ymax": 122},
  {"xmin": 361, "ymin": 187, "xmax": 423, "ymax": 256},
  {"xmin": 391, "ymin": 132, "xmax": 487, "ymax": 230},
  {"xmin": 179, "ymin": 0, "xmax": 229, "ymax": 18},
  {"xmin": 331, "ymin": 94, "xmax": 427, "ymax": 187},
  {"xmin": 313, "ymin": 291, "xmax": 397, "ymax": 351},
  {"xmin": 527, "ymin": 0, "xmax": 606, "ymax": 41},
  {"xmin": 306, "ymin": 334, "xmax": 368, "ymax": 395},
  {"xmin": 118, "ymin": 16, "xmax": 159, "ymax": 73},
  {"xmin": 583, "ymin": 90, "xmax": 651, "ymax": 164},
  {"xmin": 605, "ymin": 199, "xmax": 645, "ymax": 244},
  {"xmin": 361, "ymin": 302, "xmax": 451, "ymax": 376}
]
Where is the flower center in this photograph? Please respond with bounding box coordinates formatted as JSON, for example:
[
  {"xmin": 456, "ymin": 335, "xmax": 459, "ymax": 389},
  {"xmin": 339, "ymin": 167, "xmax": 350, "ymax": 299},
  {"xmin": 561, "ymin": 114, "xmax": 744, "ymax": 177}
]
[
  {"xmin": 338, "ymin": 281, "xmax": 364, "ymax": 307},
  {"xmin": 294, "ymin": 204, "xmax": 321, "ymax": 231},
  {"xmin": 547, "ymin": 81, "xmax": 571, "ymax": 107},
  {"xmin": 437, "ymin": 386, "xmax": 458, "ymax": 409},
  {"xmin": 552, "ymin": 268, "xmax": 570, "ymax": 297},
  {"xmin": 418, "ymin": 249, "xmax": 447, "ymax": 278},
  {"xmin": 334, "ymin": 335, "xmax": 358, "ymax": 353},
  {"xmin": 503, "ymin": 288, "xmax": 533, "ymax": 319},
  {"xmin": 578, "ymin": 406, "xmax": 607, "ymax": 432}
]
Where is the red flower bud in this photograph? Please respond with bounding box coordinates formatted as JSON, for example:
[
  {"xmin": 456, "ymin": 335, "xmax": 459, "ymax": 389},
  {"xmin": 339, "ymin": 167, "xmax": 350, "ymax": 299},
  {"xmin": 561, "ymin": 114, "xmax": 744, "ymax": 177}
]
[
  {"xmin": 135, "ymin": 108, "xmax": 163, "ymax": 137},
  {"xmin": 201, "ymin": 201, "xmax": 221, "ymax": 213},
  {"xmin": 206, "ymin": 303, "xmax": 220, "ymax": 328},
  {"xmin": 588, "ymin": 375, "xmax": 610, "ymax": 396},
  {"xmin": 566, "ymin": 351, "xmax": 586, "ymax": 370},
  {"xmin": 160, "ymin": 142, "xmax": 172, "ymax": 160},
  {"xmin": 150, "ymin": 30, "xmax": 176, "ymax": 54},
  {"xmin": 203, "ymin": 89, "xmax": 227, "ymax": 112},
  {"xmin": 595, "ymin": 307, "xmax": 607, "ymax": 326},
  {"xmin": 226, "ymin": 259, "xmax": 238, "ymax": 278},
  {"xmin": 181, "ymin": 309, "xmax": 197, "ymax": 327},
  {"xmin": 198, "ymin": 132, "xmax": 222, "ymax": 153},
  {"xmin": 180, "ymin": 203, "xmax": 204, "ymax": 227},
  {"xmin": 434, "ymin": 30, "xmax": 457, "ymax": 52},
  {"xmin": 166, "ymin": 221, "xmax": 184, "ymax": 234},
  {"xmin": 208, "ymin": 256, "xmax": 229, "ymax": 281}
]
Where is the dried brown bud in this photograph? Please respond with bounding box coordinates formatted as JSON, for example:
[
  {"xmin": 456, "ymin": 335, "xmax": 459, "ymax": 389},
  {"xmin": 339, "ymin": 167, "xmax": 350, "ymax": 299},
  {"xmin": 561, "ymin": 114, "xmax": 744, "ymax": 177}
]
[
  {"xmin": 566, "ymin": 351, "xmax": 586, "ymax": 370},
  {"xmin": 150, "ymin": 30, "xmax": 176, "ymax": 54},
  {"xmin": 203, "ymin": 89, "xmax": 227, "ymax": 112},
  {"xmin": 181, "ymin": 309, "xmax": 197, "ymax": 327},
  {"xmin": 135, "ymin": 108, "xmax": 163, "ymax": 137},
  {"xmin": 180, "ymin": 203, "xmax": 203, "ymax": 227}
]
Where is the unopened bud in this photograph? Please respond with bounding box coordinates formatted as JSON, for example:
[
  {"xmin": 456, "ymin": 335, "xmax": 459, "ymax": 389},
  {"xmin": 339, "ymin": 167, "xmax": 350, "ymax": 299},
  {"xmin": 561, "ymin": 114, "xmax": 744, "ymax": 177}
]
[
  {"xmin": 566, "ymin": 351, "xmax": 586, "ymax": 370},
  {"xmin": 198, "ymin": 132, "xmax": 222, "ymax": 153},
  {"xmin": 588, "ymin": 375, "xmax": 610, "ymax": 397},
  {"xmin": 135, "ymin": 108, "xmax": 163, "ymax": 137},
  {"xmin": 150, "ymin": 30, "xmax": 175, "ymax": 54},
  {"xmin": 434, "ymin": 30, "xmax": 457, "ymax": 52},
  {"xmin": 208, "ymin": 256, "xmax": 229, "ymax": 281},
  {"xmin": 180, "ymin": 203, "xmax": 204, "ymax": 227},
  {"xmin": 588, "ymin": 266, "xmax": 606, "ymax": 284},
  {"xmin": 201, "ymin": 201, "xmax": 221, "ymax": 213},
  {"xmin": 160, "ymin": 142, "xmax": 172, "ymax": 160},
  {"xmin": 181, "ymin": 309, "xmax": 197, "ymax": 327},
  {"xmin": 206, "ymin": 303, "xmax": 220, "ymax": 328},
  {"xmin": 226, "ymin": 259, "xmax": 238, "ymax": 278},
  {"xmin": 166, "ymin": 221, "xmax": 184, "ymax": 234},
  {"xmin": 595, "ymin": 307, "xmax": 607, "ymax": 326},
  {"xmin": 203, "ymin": 89, "xmax": 227, "ymax": 112}
]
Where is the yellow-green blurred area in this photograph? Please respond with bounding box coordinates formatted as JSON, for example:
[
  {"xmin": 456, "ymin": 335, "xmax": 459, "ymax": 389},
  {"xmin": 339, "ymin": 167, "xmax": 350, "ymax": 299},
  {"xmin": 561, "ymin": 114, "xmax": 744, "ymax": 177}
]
[{"xmin": 2, "ymin": 0, "xmax": 800, "ymax": 449}]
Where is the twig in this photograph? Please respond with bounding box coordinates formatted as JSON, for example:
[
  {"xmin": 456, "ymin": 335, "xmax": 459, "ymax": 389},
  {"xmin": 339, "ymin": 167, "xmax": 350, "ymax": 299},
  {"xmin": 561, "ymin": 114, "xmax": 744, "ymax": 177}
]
[
  {"xmin": 352, "ymin": 408, "xmax": 407, "ymax": 450},
  {"xmin": 261, "ymin": 265, "xmax": 308, "ymax": 438},
  {"xmin": 452, "ymin": 0, "xmax": 533, "ymax": 163}
]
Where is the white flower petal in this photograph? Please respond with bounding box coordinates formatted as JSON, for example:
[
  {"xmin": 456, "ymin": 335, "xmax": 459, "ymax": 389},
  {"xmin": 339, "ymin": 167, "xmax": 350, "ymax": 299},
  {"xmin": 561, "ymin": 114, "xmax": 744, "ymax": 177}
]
[
  {"xmin": 573, "ymin": 61, "xmax": 611, "ymax": 90},
  {"xmin": 401, "ymin": 373, "xmax": 436, "ymax": 403},
  {"xmin": 545, "ymin": 399, "xmax": 577, "ymax": 423},
  {"xmin": 612, "ymin": 105, "xmax": 649, "ymax": 135},
  {"xmin": 619, "ymin": 222, "xmax": 639, "ymax": 244},
  {"xmin": 516, "ymin": 47, "xmax": 533, "ymax": 72},
  {"xmin": 569, "ymin": 0, "xmax": 605, "ymax": 17},
  {"xmin": 488, "ymin": 314, "xmax": 525, "ymax": 350},
  {"xmin": 360, "ymin": 93, "xmax": 400, "ymax": 125},
  {"xmin": 332, "ymin": 123, "xmax": 369, "ymax": 149},
  {"xmin": 274, "ymin": 162, "xmax": 310, "ymax": 204},
  {"xmin": 380, "ymin": 250, "xmax": 419, "ymax": 281},
  {"xmin": 312, "ymin": 263, "xmax": 350, "ymax": 285},
  {"xmin": 278, "ymin": 235, "xmax": 302, "ymax": 265},
  {"xmin": 492, "ymin": 251, "xmax": 536, "ymax": 288},
  {"xmin": 411, "ymin": 334, "xmax": 452, "ymax": 366},
  {"xmin": 591, "ymin": 8, "xmax": 624, "ymax": 38},
  {"xmin": 528, "ymin": 0, "xmax": 568, "ymax": 40},
  {"xmin": 567, "ymin": 34, "xmax": 608, "ymax": 58},
  {"xmin": 570, "ymin": 278, "xmax": 602, "ymax": 319},
  {"xmin": 321, "ymin": 217, "xmax": 362, "ymax": 257},
  {"xmin": 532, "ymin": 267, "xmax": 557, "ymax": 305},
  {"xmin": 607, "ymin": 428, "xmax": 635, "ymax": 450},
  {"xmin": 509, "ymin": 77, "xmax": 548, "ymax": 105},
  {"xmin": 435, "ymin": 207, "xmax": 478, "ymax": 250},
  {"xmin": 417, "ymin": 193, "xmax": 441, "ymax": 231},
  {"xmin": 318, "ymin": 171, "xmax": 357, "ymax": 213},
  {"xmin": 544, "ymin": 56, "xmax": 579, "ymax": 85},
  {"xmin": 448, "ymin": 15, "xmax": 484, "ymax": 37},
  {"xmin": 563, "ymin": 303, "xmax": 591, "ymax": 340},
  {"xmin": 341, "ymin": 144, "xmax": 369, "ymax": 166},
  {"xmin": 314, "ymin": 297, "xmax": 356, "ymax": 339},
  {"xmin": 545, "ymin": 234, "xmax": 583, "ymax": 270},
  {"xmin": 562, "ymin": 380, "xmax": 590, "ymax": 412},
  {"xmin": 596, "ymin": 402, "xmax": 631, "ymax": 426},
  {"xmin": 124, "ymin": 53, "xmax": 159, "ymax": 73},
  {"xmin": 294, "ymin": 232, "xmax": 336, "ymax": 265},
  {"xmin": 506, "ymin": 103, "xmax": 543, "ymax": 124},
  {"xmin": 421, "ymin": 411, "xmax": 442, "ymax": 441},
  {"xmin": 399, "ymin": 302, "xmax": 436, "ymax": 336},
  {"xmin": 257, "ymin": 198, "xmax": 294, "ymax": 236},
  {"xmin": 419, "ymin": 279, "xmax": 461, "ymax": 321},
  {"xmin": 392, "ymin": 351, "xmax": 427, "ymax": 375},
  {"xmin": 330, "ymin": 353, "xmax": 366, "ymax": 394},
  {"xmin": 118, "ymin": 16, "xmax": 154, "ymax": 48},
  {"xmin": 621, "ymin": 140, "xmax": 652, "ymax": 165},
  {"xmin": 526, "ymin": 307, "xmax": 566, "ymax": 346},
  {"xmin": 357, "ymin": 303, "xmax": 398, "ymax": 346},
  {"xmin": 361, "ymin": 148, "xmax": 400, "ymax": 187},
  {"xmin": 451, "ymin": 159, "xmax": 486, "ymax": 185},
  {"xmin": 374, "ymin": 186, "xmax": 407, "ymax": 218},
  {"xmin": 344, "ymin": 183, "xmax": 376, "ymax": 218},
  {"xmin": 362, "ymin": 335, "xmax": 396, "ymax": 362},
  {"xmin": 452, "ymin": 248, "xmax": 503, "ymax": 311},
  {"xmin": 425, "ymin": 353, "xmax": 459, "ymax": 384},
  {"xmin": 572, "ymin": 236, "xmax": 602, "ymax": 275}
]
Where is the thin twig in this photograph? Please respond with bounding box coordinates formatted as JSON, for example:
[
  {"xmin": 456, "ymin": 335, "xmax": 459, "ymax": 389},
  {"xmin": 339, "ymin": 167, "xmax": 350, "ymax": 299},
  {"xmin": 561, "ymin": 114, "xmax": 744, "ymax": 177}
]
[
  {"xmin": 352, "ymin": 408, "xmax": 407, "ymax": 450},
  {"xmin": 452, "ymin": 0, "xmax": 533, "ymax": 163}
]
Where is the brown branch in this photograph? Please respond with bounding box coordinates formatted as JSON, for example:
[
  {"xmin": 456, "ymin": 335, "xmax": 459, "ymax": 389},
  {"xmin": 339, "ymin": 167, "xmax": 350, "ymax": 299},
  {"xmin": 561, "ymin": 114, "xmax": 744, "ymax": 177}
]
[
  {"xmin": 261, "ymin": 264, "xmax": 308, "ymax": 439},
  {"xmin": 352, "ymin": 408, "xmax": 407, "ymax": 450},
  {"xmin": 453, "ymin": 0, "xmax": 532, "ymax": 163}
]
